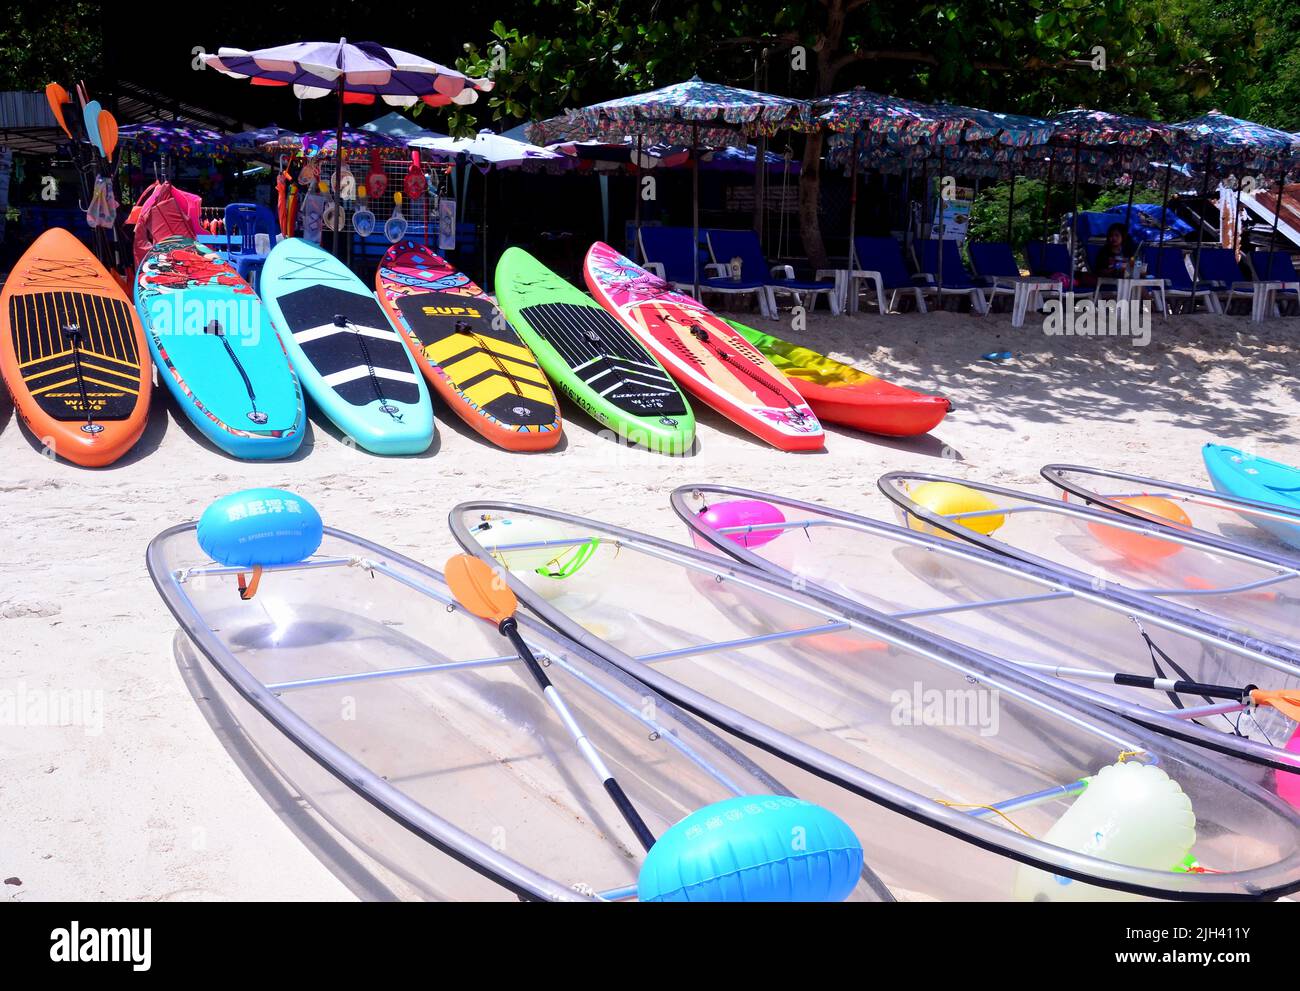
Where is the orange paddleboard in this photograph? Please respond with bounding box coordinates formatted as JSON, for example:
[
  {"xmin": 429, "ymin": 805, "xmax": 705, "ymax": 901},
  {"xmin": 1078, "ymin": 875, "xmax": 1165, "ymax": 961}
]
[{"xmin": 0, "ymin": 229, "xmax": 151, "ymax": 466}]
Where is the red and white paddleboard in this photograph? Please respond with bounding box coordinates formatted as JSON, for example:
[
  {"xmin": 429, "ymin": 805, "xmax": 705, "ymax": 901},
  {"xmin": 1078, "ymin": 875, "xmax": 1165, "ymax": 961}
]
[{"xmin": 583, "ymin": 242, "xmax": 823, "ymax": 451}]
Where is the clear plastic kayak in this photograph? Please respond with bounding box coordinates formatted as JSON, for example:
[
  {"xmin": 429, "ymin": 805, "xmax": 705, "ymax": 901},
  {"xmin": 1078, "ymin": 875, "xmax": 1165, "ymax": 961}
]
[
  {"xmin": 672, "ymin": 484, "xmax": 1300, "ymax": 778},
  {"xmin": 450, "ymin": 501, "xmax": 1300, "ymax": 901},
  {"xmin": 878, "ymin": 472, "xmax": 1300, "ymax": 666},
  {"xmin": 147, "ymin": 523, "xmax": 893, "ymax": 902},
  {"xmin": 1043, "ymin": 461, "xmax": 1300, "ymax": 569}
]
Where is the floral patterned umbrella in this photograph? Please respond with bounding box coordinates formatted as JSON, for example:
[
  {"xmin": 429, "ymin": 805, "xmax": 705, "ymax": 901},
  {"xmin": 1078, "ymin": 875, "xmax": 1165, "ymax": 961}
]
[
  {"xmin": 1174, "ymin": 111, "xmax": 1300, "ymax": 176},
  {"xmin": 295, "ymin": 127, "xmax": 404, "ymax": 156},
  {"xmin": 566, "ymin": 76, "xmax": 806, "ymax": 296},
  {"xmin": 118, "ymin": 122, "xmax": 234, "ymax": 156},
  {"xmin": 576, "ymin": 75, "xmax": 806, "ymax": 147}
]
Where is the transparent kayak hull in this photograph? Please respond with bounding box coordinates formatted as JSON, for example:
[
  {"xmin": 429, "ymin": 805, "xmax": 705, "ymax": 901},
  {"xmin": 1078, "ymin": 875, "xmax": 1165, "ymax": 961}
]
[
  {"xmin": 879, "ymin": 471, "xmax": 1300, "ymax": 669},
  {"xmin": 672, "ymin": 484, "xmax": 1300, "ymax": 778},
  {"xmin": 1043, "ymin": 462, "xmax": 1300, "ymax": 570},
  {"xmin": 450, "ymin": 501, "xmax": 1300, "ymax": 901},
  {"xmin": 148, "ymin": 524, "xmax": 892, "ymax": 902}
]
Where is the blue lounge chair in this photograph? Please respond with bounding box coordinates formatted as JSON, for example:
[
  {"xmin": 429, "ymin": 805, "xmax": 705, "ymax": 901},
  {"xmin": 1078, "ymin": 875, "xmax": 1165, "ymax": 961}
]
[
  {"xmin": 850, "ymin": 236, "xmax": 934, "ymax": 314},
  {"xmin": 637, "ymin": 226, "xmax": 770, "ymax": 315},
  {"xmin": 1141, "ymin": 245, "xmax": 1218, "ymax": 313},
  {"xmin": 223, "ymin": 202, "xmax": 278, "ymax": 290},
  {"xmin": 917, "ymin": 239, "xmax": 992, "ymax": 314},
  {"xmin": 706, "ymin": 228, "xmax": 840, "ymax": 317},
  {"xmin": 1250, "ymin": 250, "xmax": 1300, "ymax": 315},
  {"xmin": 1194, "ymin": 248, "xmax": 1261, "ymax": 314}
]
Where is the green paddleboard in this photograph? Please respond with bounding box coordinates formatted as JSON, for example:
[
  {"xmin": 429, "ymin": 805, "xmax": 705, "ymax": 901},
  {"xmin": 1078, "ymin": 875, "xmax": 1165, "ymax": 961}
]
[{"xmin": 494, "ymin": 247, "xmax": 694, "ymax": 454}]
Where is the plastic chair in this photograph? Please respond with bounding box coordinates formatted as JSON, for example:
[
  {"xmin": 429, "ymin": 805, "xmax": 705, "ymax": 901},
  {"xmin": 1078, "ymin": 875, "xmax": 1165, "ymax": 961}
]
[
  {"xmin": 917, "ymin": 240, "xmax": 992, "ymax": 314},
  {"xmin": 638, "ymin": 226, "xmax": 770, "ymax": 315},
  {"xmin": 1141, "ymin": 245, "xmax": 1219, "ymax": 313},
  {"xmin": 223, "ymin": 202, "xmax": 278, "ymax": 289},
  {"xmin": 1196, "ymin": 248, "xmax": 1260, "ymax": 314},
  {"xmin": 706, "ymin": 228, "xmax": 839, "ymax": 316},
  {"xmin": 1250, "ymin": 250, "xmax": 1300, "ymax": 315},
  {"xmin": 851, "ymin": 236, "xmax": 934, "ymax": 314}
]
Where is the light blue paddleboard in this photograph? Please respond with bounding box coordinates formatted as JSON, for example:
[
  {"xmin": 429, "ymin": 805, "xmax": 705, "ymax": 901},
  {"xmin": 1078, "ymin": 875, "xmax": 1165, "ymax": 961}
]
[
  {"xmin": 135, "ymin": 237, "xmax": 305, "ymax": 459},
  {"xmin": 259, "ymin": 239, "xmax": 434, "ymax": 455},
  {"xmin": 1203, "ymin": 443, "xmax": 1300, "ymax": 551}
]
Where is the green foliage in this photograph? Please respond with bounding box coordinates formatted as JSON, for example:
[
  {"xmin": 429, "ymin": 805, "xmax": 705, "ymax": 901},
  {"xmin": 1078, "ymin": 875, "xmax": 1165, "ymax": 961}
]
[
  {"xmin": 0, "ymin": 3, "xmax": 100, "ymax": 90},
  {"xmin": 969, "ymin": 180, "xmax": 1062, "ymax": 258}
]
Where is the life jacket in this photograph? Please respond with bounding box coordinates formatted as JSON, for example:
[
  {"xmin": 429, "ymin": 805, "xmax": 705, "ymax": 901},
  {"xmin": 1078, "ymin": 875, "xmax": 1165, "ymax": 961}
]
[{"xmin": 126, "ymin": 182, "xmax": 202, "ymax": 268}]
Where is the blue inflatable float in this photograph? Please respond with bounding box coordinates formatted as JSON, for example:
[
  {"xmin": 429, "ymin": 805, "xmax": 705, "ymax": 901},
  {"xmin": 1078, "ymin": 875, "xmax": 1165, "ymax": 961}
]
[
  {"xmin": 197, "ymin": 488, "xmax": 323, "ymax": 568},
  {"xmin": 637, "ymin": 795, "xmax": 863, "ymax": 902}
]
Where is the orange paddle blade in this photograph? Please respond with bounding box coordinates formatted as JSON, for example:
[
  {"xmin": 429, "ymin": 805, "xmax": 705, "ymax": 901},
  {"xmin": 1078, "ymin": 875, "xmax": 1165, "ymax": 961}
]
[
  {"xmin": 445, "ymin": 554, "xmax": 516, "ymax": 625},
  {"xmin": 45, "ymin": 83, "xmax": 71, "ymax": 138},
  {"xmin": 98, "ymin": 110, "xmax": 118, "ymax": 160},
  {"xmin": 1251, "ymin": 689, "xmax": 1300, "ymax": 723}
]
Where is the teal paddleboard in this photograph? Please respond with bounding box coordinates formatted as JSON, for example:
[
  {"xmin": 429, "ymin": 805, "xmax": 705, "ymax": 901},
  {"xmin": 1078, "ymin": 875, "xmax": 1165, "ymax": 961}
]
[
  {"xmin": 135, "ymin": 237, "xmax": 304, "ymax": 459},
  {"xmin": 260, "ymin": 239, "xmax": 434, "ymax": 455}
]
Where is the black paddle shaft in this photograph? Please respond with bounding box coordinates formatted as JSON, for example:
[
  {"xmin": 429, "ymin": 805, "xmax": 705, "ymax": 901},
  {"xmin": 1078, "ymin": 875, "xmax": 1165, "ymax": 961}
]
[
  {"xmin": 1112, "ymin": 672, "xmax": 1256, "ymax": 702},
  {"xmin": 499, "ymin": 617, "xmax": 657, "ymax": 852}
]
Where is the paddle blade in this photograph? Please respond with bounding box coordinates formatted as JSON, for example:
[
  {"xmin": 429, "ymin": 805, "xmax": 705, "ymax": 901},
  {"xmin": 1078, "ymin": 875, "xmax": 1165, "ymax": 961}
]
[
  {"xmin": 45, "ymin": 83, "xmax": 71, "ymax": 138},
  {"xmin": 98, "ymin": 111, "xmax": 118, "ymax": 160},
  {"xmin": 445, "ymin": 554, "xmax": 516, "ymax": 625},
  {"xmin": 1252, "ymin": 689, "xmax": 1300, "ymax": 723},
  {"xmin": 83, "ymin": 101, "xmax": 104, "ymax": 156}
]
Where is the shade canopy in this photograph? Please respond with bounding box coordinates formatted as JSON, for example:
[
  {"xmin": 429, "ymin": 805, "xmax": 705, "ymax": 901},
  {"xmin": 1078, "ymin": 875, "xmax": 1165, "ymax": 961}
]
[{"xmin": 201, "ymin": 39, "xmax": 492, "ymax": 107}]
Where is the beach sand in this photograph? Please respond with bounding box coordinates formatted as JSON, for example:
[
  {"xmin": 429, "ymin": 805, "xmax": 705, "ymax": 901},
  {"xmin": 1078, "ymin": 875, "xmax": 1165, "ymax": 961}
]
[{"xmin": 2, "ymin": 302, "xmax": 1298, "ymax": 901}]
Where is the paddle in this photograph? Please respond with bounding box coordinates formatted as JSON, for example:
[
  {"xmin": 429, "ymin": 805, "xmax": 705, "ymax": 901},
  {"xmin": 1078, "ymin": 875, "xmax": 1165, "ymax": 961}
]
[
  {"xmin": 45, "ymin": 83, "xmax": 72, "ymax": 139},
  {"xmin": 445, "ymin": 553, "xmax": 656, "ymax": 852},
  {"xmin": 1020, "ymin": 657, "xmax": 1300, "ymax": 719},
  {"xmin": 97, "ymin": 110, "xmax": 118, "ymax": 164}
]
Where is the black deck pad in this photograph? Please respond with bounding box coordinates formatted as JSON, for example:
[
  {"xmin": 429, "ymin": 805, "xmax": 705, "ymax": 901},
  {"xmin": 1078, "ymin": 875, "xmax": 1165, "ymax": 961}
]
[
  {"xmin": 8, "ymin": 291, "xmax": 141, "ymax": 420},
  {"xmin": 275, "ymin": 284, "xmax": 419, "ymax": 407},
  {"xmin": 518, "ymin": 301, "xmax": 687, "ymax": 417}
]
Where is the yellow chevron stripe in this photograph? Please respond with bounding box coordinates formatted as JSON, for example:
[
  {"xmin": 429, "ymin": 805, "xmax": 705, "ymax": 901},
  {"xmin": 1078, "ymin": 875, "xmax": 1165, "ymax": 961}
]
[
  {"xmin": 28, "ymin": 377, "xmax": 78, "ymax": 397},
  {"xmin": 80, "ymin": 361, "xmax": 140, "ymax": 385},
  {"xmin": 425, "ymin": 334, "xmax": 540, "ymax": 368},
  {"xmin": 81, "ymin": 376, "xmax": 138, "ymax": 396},
  {"xmin": 463, "ymin": 375, "xmax": 554, "ymax": 409},
  {"xmin": 19, "ymin": 349, "xmax": 141, "ymax": 372},
  {"xmin": 22, "ymin": 361, "xmax": 75, "ymax": 382}
]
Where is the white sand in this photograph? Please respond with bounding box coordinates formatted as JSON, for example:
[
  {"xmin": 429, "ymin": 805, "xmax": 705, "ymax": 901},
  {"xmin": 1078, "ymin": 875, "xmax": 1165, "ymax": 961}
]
[{"xmin": 2, "ymin": 303, "xmax": 1297, "ymax": 901}]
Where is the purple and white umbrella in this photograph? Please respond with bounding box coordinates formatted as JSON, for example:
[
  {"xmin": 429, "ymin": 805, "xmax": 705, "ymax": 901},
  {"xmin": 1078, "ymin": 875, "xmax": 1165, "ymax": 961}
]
[
  {"xmin": 203, "ymin": 38, "xmax": 494, "ymax": 252},
  {"xmin": 202, "ymin": 38, "xmax": 491, "ymax": 108}
]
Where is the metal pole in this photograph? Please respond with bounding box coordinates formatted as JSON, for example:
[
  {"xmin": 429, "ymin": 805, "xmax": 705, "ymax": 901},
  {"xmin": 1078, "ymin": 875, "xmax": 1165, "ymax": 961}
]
[
  {"xmin": 1069, "ymin": 136, "xmax": 1082, "ymax": 280},
  {"xmin": 1263, "ymin": 165, "xmax": 1287, "ymax": 283},
  {"xmin": 1155, "ymin": 163, "xmax": 1173, "ymax": 278},
  {"xmin": 1190, "ymin": 147, "xmax": 1213, "ymax": 305},
  {"xmin": 1043, "ymin": 159, "xmax": 1055, "ymax": 242},
  {"xmin": 936, "ymin": 144, "xmax": 945, "ymax": 286},
  {"xmin": 847, "ymin": 130, "xmax": 860, "ymax": 269},
  {"xmin": 1231, "ymin": 171, "xmax": 1244, "ymax": 256},
  {"xmin": 1006, "ymin": 172, "xmax": 1016, "ymax": 244},
  {"xmin": 634, "ymin": 132, "xmax": 642, "ymax": 241},
  {"xmin": 332, "ymin": 67, "xmax": 345, "ymax": 258},
  {"xmin": 691, "ymin": 122, "xmax": 700, "ymax": 300}
]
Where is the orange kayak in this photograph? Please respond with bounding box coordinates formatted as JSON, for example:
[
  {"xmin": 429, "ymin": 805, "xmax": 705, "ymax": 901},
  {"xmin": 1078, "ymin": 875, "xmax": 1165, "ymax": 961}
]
[
  {"xmin": 1, "ymin": 229, "xmax": 151, "ymax": 465},
  {"xmin": 727, "ymin": 321, "xmax": 950, "ymax": 437}
]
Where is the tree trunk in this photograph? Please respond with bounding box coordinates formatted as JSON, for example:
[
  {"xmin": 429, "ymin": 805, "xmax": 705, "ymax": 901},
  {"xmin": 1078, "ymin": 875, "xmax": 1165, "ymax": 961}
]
[{"xmin": 799, "ymin": 131, "xmax": 828, "ymax": 269}]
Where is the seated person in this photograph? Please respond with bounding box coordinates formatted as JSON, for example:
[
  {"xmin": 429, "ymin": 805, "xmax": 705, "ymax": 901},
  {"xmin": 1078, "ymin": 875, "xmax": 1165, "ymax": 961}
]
[{"xmin": 1091, "ymin": 222, "xmax": 1136, "ymax": 279}]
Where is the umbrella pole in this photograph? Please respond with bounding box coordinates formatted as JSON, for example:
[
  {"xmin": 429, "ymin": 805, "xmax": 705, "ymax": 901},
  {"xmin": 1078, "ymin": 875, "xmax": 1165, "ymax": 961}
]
[
  {"xmin": 1043, "ymin": 160, "xmax": 1054, "ymax": 242},
  {"xmin": 333, "ymin": 77, "xmax": 344, "ymax": 258},
  {"xmin": 692, "ymin": 122, "xmax": 700, "ymax": 300},
  {"xmin": 754, "ymin": 133, "xmax": 767, "ymax": 245},
  {"xmin": 483, "ymin": 171, "xmax": 490, "ymax": 292},
  {"xmin": 1232, "ymin": 170, "xmax": 1244, "ymax": 256},
  {"xmin": 1156, "ymin": 163, "xmax": 1173, "ymax": 279},
  {"xmin": 1264, "ymin": 165, "xmax": 1287, "ymax": 286},
  {"xmin": 847, "ymin": 130, "xmax": 860, "ymax": 270},
  {"xmin": 634, "ymin": 133, "xmax": 642, "ymax": 243},
  {"xmin": 1006, "ymin": 172, "xmax": 1016, "ymax": 244},
  {"xmin": 1190, "ymin": 147, "xmax": 1213, "ymax": 306},
  {"xmin": 1125, "ymin": 169, "xmax": 1137, "ymax": 234},
  {"xmin": 1069, "ymin": 136, "xmax": 1082, "ymax": 284},
  {"xmin": 935, "ymin": 147, "xmax": 945, "ymax": 287}
]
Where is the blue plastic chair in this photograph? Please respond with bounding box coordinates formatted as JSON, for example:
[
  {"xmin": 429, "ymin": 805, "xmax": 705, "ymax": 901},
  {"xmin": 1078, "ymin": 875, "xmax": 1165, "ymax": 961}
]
[
  {"xmin": 1141, "ymin": 245, "xmax": 1217, "ymax": 312},
  {"xmin": 1193, "ymin": 248, "xmax": 1259, "ymax": 314},
  {"xmin": 707, "ymin": 228, "xmax": 839, "ymax": 315},
  {"xmin": 917, "ymin": 240, "xmax": 995, "ymax": 313},
  {"xmin": 638, "ymin": 226, "xmax": 770, "ymax": 315},
  {"xmin": 1249, "ymin": 249, "xmax": 1300, "ymax": 315},
  {"xmin": 851, "ymin": 236, "xmax": 934, "ymax": 313},
  {"xmin": 223, "ymin": 202, "xmax": 278, "ymax": 289}
]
